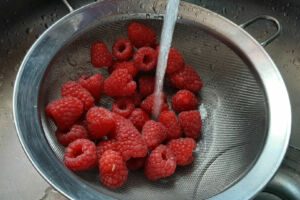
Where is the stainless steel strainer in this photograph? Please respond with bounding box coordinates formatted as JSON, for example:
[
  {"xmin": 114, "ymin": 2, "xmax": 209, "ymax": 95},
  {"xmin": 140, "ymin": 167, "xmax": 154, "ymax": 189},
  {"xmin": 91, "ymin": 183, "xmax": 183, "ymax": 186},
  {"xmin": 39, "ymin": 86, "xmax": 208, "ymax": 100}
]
[{"xmin": 13, "ymin": 0, "xmax": 291, "ymax": 199}]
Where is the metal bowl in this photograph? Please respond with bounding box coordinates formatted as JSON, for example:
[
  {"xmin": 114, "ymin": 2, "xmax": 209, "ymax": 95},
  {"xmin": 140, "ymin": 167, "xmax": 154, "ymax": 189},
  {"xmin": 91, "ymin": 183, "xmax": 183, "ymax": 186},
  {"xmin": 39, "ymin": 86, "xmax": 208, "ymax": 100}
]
[{"xmin": 13, "ymin": 0, "xmax": 291, "ymax": 199}]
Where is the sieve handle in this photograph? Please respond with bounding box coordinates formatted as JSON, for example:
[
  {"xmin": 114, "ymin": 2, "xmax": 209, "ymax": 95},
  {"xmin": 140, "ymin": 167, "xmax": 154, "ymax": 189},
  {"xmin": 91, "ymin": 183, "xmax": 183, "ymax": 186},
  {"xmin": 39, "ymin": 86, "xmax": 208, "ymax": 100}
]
[
  {"xmin": 240, "ymin": 15, "xmax": 281, "ymax": 47},
  {"xmin": 62, "ymin": 0, "xmax": 74, "ymax": 12}
]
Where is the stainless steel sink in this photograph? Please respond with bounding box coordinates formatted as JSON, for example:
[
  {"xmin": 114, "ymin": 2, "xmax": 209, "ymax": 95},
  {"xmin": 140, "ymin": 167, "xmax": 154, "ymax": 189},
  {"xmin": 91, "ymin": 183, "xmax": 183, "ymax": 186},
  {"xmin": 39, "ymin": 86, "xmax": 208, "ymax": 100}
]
[{"xmin": 1, "ymin": 0, "xmax": 300, "ymax": 199}]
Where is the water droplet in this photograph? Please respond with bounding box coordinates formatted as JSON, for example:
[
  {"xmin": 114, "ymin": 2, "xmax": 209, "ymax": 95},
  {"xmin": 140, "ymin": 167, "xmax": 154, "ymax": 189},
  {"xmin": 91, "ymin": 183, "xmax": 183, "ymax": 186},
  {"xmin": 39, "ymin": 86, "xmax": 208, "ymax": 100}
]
[
  {"xmin": 214, "ymin": 45, "xmax": 220, "ymax": 51},
  {"xmin": 44, "ymin": 23, "xmax": 48, "ymax": 29},
  {"xmin": 191, "ymin": 47, "xmax": 202, "ymax": 55},
  {"xmin": 14, "ymin": 65, "xmax": 19, "ymax": 72},
  {"xmin": 238, "ymin": 6, "xmax": 244, "ymax": 11},
  {"xmin": 286, "ymin": 2, "xmax": 290, "ymax": 7},
  {"xmin": 209, "ymin": 64, "xmax": 215, "ymax": 71},
  {"xmin": 293, "ymin": 57, "xmax": 300, "ymax": 66},
  {"xmin": 283, "ymin": 12, "xmax": 287, "ymax": 17},
  {"xmin": 41, "ymin": 15, "xmax": 46, "ymax": 20},
  {"xmin": 199, "ymin": 104, "xmax": 208, "ymax": 120},
  {"xmin": 139, "ymin": 2, "xmax": 145, "ymax": 9},
  {"xmin": 271, "ymin": 7, "xmax": 276, "ymax": 11},
  {"xmin": 146, "ymin": 13, "xmax": 150, "ymax": 19},
  {"xmin": 0, "ymin": 39, "xmax": 4, "ymax": 44},
  {"xmin": 25, "ymin": 27, "xmax": 33, "ymax": 34},
  {"xmin": 67, "ymin": 55, "xmax": 77, "ymax": 66}
]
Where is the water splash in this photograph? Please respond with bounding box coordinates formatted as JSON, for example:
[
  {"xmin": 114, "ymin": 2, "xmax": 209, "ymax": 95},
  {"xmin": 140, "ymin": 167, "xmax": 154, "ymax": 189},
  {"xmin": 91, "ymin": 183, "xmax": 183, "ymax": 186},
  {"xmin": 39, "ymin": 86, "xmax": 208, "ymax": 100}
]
[{"xmin": 152, "ymin": 0, "xmax": 180, "ymax": 119}]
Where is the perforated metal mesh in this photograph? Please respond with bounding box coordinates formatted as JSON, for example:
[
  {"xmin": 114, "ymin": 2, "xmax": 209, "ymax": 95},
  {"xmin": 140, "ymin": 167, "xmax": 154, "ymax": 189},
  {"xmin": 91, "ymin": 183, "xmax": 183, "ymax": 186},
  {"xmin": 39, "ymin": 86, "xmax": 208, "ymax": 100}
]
[{"xmin": 40, "ymin": 18, "xmax": 267, "ymax": 199}]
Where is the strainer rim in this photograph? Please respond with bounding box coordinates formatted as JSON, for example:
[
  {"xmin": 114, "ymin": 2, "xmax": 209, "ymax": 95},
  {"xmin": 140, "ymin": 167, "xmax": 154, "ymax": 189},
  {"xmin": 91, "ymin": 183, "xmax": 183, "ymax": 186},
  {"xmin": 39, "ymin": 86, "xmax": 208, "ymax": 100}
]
[{"xmin": 13, "ymin": 0, "xmax": 291, "ymax": 199}]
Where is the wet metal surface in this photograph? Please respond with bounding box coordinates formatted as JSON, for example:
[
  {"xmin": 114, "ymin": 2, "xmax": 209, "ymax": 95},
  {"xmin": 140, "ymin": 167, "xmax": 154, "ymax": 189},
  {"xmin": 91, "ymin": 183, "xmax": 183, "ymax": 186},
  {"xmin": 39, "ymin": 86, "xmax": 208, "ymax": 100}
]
[{"xmin": 0, "ymin": 0, "xmax": 299, "ymax": 199}]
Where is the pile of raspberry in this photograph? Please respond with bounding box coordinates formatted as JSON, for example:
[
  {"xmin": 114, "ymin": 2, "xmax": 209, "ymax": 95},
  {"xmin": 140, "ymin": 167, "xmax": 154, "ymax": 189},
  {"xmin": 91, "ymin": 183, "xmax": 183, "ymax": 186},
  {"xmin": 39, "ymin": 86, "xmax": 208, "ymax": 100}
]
[{"xmin": 46, "ymin": 22, "xmax": 203, "ymax": 189}]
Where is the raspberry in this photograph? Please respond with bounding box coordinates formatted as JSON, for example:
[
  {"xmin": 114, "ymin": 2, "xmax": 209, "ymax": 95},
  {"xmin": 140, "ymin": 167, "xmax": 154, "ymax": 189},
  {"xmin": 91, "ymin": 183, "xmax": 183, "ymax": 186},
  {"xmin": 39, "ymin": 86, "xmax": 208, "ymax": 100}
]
[
  {"xmin": 133, "ymin": 47, "xmax": 157, "ymax": 71},
  {"xmin": 158, "ymin": 111, "xmax": 182, "ymax": 140},
  {"xmin": 142, "ymin": 120, "xmax": 167, "ymax": 150},
  {"xmin": 112, "ymin": 97, "xmax": 135, "ymax": 118},
  {"xmin": 46, "ymin": 97, "xmax": 84, "ymax": 131},
  {"xmin": 127, "ymin": 22, "xmax": 156, "ymax": 48},
  {"xmin": 78, "ymin": 74, "xmax": 104, "ymax": 101},
  {"xmin": 157, "ymin": 47, "xmax": 184, "ymax": 74},
  {"xmin": 112, "ymin": 38, "xmax": 134, "ymax": 61},
  {"xmin": 178, "ymin": 110, "xmax": 202, "ymax": 139},
  {"xmin": 126, "ymin": 156, "xmax": 147, "ymax": 171},
  {"xmin": 167, "ymin": 138, "xmax": 196, "ymax": 166},
  {"xmin": 91, "ymin": 42, "xmax": 113, "ymax": 68},
  {"xmin": 139, "ymin": 75, "xmax": 155, "ymax": 98},
  {"xmin": 104, "ymin": 68, "xmax": 137, "ymax": 97},
  {"xmin": 112, "ymin": 62, "xmax": 137, "ymax": 77},
  {"xmin": 128, "ymin": 108, "xmax": 150, "ymax": 131},
  {"xmin": 168, "ymin": 64, "xmax": 203, "ymax": 93},
  {"xmin": 63, "ymin": 139, "xmax": 97, "ymax": 171},
  {"xmin": 86, "ymin": 107, "xmax": 115, "ymax": 140},
  {"xmin": 99, "ymin": 150, "xmax": 128, "ymax": 189},
  {"xmin": 130, "ymin": 91, "xmax": 142, "ymax": 106},
  {"xmin": 112, "ymin": 113, "xmax": 148, "ymax": 161},
  {"xmin": 140, "ymin": 93, "xmax": 169, "ymax": 115},
  {"xmin": 96, "ymin": 139, "xmax": 119, "ymax": 160},
  {"xmin": 61, "ymin": 81, "xmax": 95, "ymax": 111},
  {"xmin": 144, "ymin": 145, "xmax": 176, "ymax": 180},
  {"xmin": 56, "ymin": 124, "xmax": 88, "ymax": 147},
  {"xmin": 171, "ymin": 89, "xmax": 198, "ymax": 113}
]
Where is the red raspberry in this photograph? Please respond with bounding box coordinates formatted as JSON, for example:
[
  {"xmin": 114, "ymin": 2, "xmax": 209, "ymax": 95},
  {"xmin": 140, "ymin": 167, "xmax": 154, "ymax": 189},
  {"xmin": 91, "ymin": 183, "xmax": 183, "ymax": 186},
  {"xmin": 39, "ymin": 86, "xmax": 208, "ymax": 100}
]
[
  {"xmin": 171, "ymin": 89, "xmax": 198, "ymax": 113},
  {"xmin": 168, "ymin": 64, "xmax": 203, "ymax": 93},
  {"xmin": 128, "ymin": 108, "xmax": 150, "ymax": 131},
  {"xmin": 127, "ymin": 22, "xmax": 156, "ymax": 48},
  {"xmin": 157, "ymin": 47, "xmax": 184, "ymax": 74},
  {"xmin": 142, "ymin": 120, "xmax": 167, "ymax": 150},
  {"xmin": 112, "ymin": 62, "xmax": 137, "ymax": 77},
  {"xmin": 167, "ymin": 138, "xmax": 196, "ymax": 166},
  {"xmin": 96, "ymin": 139, "xmax": 119, "ymax": 160},
  {"xmin": 91, "ymin": 42, "xmax": 113, "ymax": 68},
  {"xmin": 112, "ymin": 97, "xmax": 135, "ymax": 118},
  {"xmin": 63, "ymin": 139, "xmax": 97, "ymax": 171},
  {"xmin": 130, "ymin": 91, "xmax": 142, "ymax": 106},
  {"xmin": 112, "ymin": 113, "xmax": 148, "ymax": 161},
  {"xmin": 104, "ymin": 68, "xmax": 137, "ymax": 97},
  {"xmin": 112, "ymin": 38, "xmax": 134, "ymax": 61},
  {"xmin": 99, "ymin": 150, "xmax": 128, "ymax": 189},
  {"xmin": 78, "ymin": 74, "xmax": 104, "ymax": 101},
  {"xmin": 158, "ymin": 111, "xmax": 182, "ymax": 140},
  {"xmin": 144, "ymin": 145, "xmax": 176, "ymax": 180},
  {"xmin": 140, "ymin": 93, "xmax": 169, "ymax": 115},
  {"xmin": 126, "ymin": 156, "xmax": 147, "ymax": 171},
  {"xmin": 86, "ymin": 107, "xmax": 115, "ymax": 140},
  {"xmin": 178, "ymin": 110, "xmax": 202, "ymax": 139},
  {"xmin": 61, "ymin": 81, "xmax": 95, "ymax": 111},
  {"xmin": 56, "ymin": 124, "xmax": 88, "ymax": 147},
  {"xmin": 139, "ymin": 75, "xmax": 155, "ymax": 98},
  {"xmin": 133, "ymin": 47, "xmax": 157, "ymax": 71},
  {"xmin": 46, "ymin": 97, "xmax": 84, "ymax": 131}
]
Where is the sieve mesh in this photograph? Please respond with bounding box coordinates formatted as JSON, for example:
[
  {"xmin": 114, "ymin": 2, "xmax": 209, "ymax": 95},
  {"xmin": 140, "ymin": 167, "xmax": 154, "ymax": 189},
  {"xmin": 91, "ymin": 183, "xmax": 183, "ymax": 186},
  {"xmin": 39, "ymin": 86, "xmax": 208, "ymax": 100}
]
[{"xmin": 39, "ymin": 18, "xmax": 267, "ymax": 200}]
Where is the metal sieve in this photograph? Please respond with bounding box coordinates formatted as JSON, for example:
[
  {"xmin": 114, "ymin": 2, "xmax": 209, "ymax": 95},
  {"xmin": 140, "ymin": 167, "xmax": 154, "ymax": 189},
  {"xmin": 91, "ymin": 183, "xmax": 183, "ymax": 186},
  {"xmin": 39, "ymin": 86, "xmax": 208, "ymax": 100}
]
[{"xmin": 13, "ymin": 0, "xmax": 291, "ymax": 199}]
